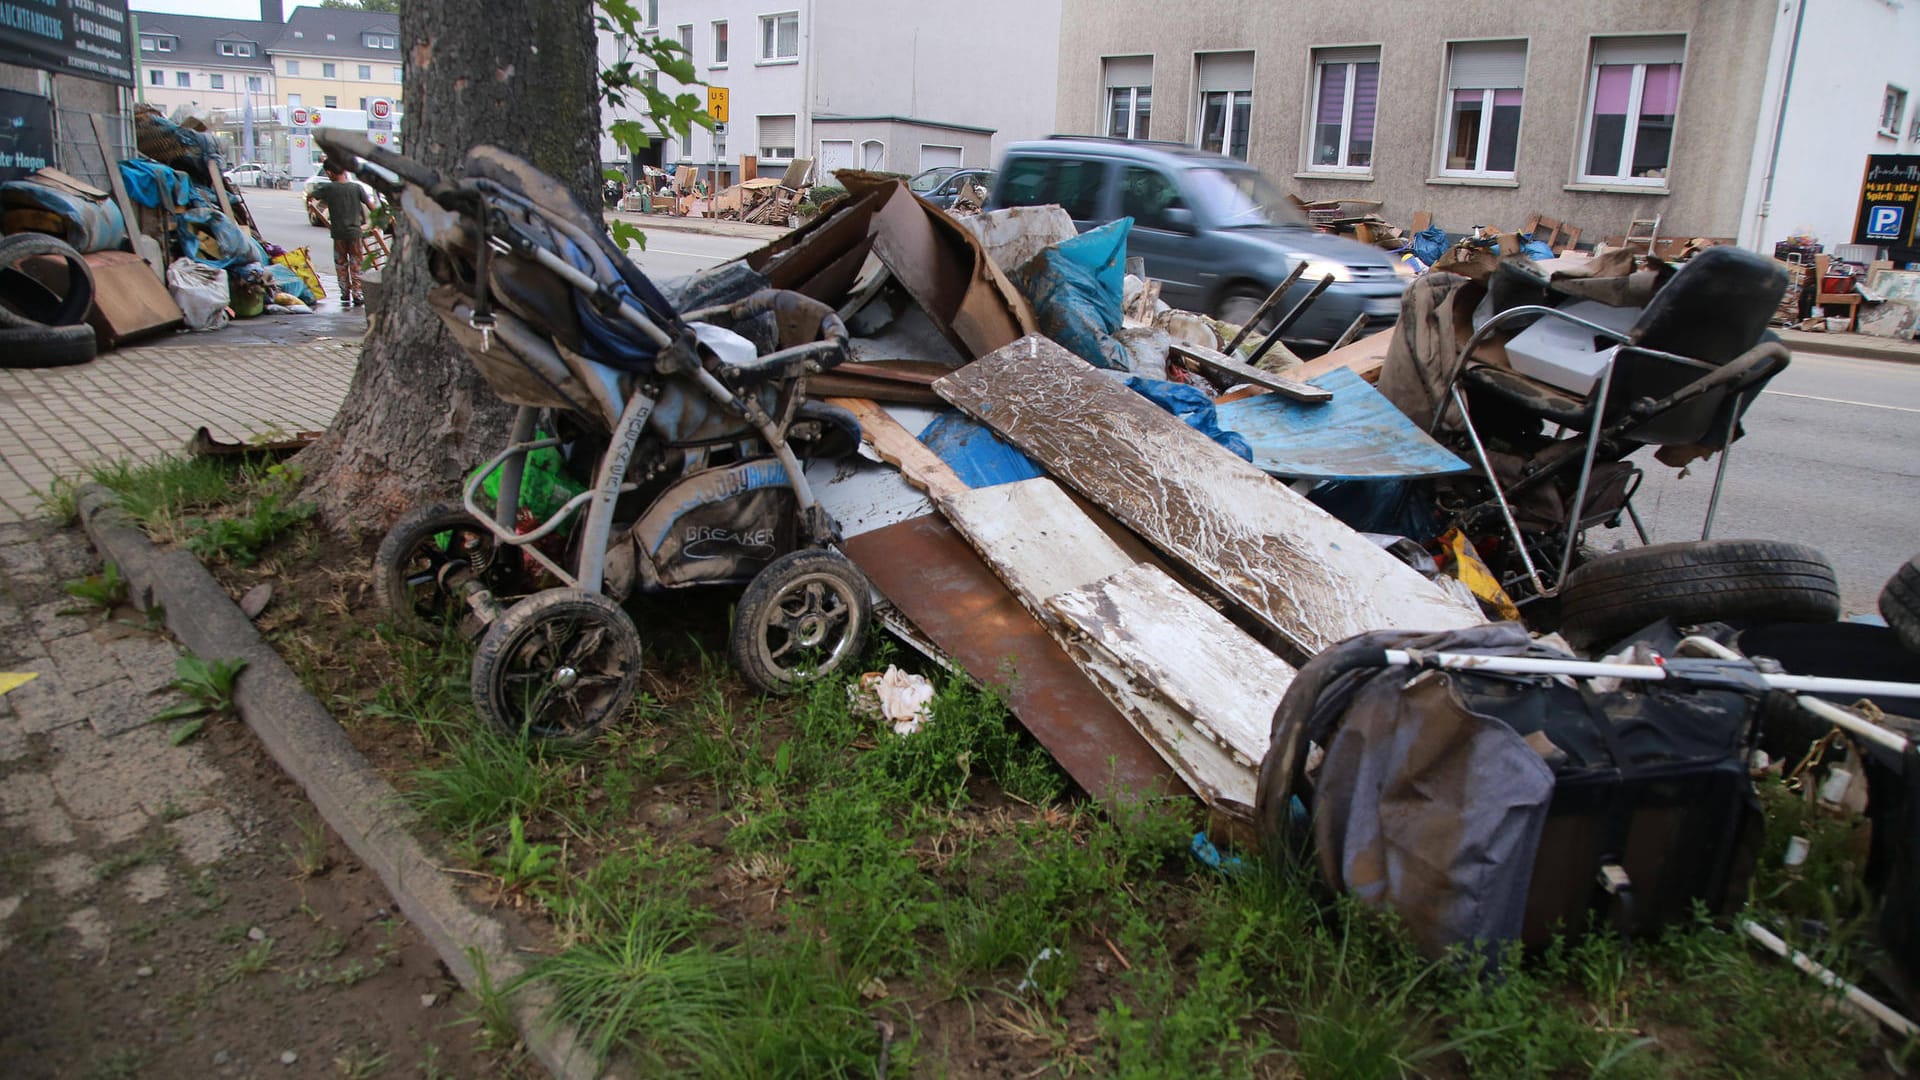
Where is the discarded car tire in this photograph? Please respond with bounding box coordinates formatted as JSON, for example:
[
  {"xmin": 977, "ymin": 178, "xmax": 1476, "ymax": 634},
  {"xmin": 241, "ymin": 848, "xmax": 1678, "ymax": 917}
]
[
  {"xmin": 0, "ymin": 232, "xmax": 96, "ymax": 329},
  {"xmin": 471, "ymin": 588, "xmax": 642, "ymax": 745},
  {"xmin": 0, "ymin": 322, "xmax": 96, "ymax": 369},
  {"xmin": 372, "ymin": 500, "xmax": 527, "ymax": 640},
  {"xmin": 1880, "ymin": 555, "xmax": 1920, "ymax": 654},
  {"xmin": 731, "ymin": 548, "xmax": 871, "ymax": 696},
  {"xmin": 1559, "ymin": 539, "xmax": 1840, "ymax": 649}
]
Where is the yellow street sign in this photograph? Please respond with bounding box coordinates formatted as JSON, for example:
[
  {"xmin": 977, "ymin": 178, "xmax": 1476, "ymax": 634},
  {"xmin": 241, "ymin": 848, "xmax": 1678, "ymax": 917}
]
[{"xmin": 707, "ymin": 86, "xmax": 730, "ymax": 123}]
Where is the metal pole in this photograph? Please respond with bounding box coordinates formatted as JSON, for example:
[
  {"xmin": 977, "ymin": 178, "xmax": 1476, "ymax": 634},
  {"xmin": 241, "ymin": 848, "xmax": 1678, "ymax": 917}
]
[
  {"xmin": 1701, "ymin": 391, "xmax": 1746, "ymax": 541},
  {"xmin": 1222, "ymin": 262, "xmax": 1307, "ymax": 354},
  {"xmin": 1246, "ymin": 274, "xmax": 1334, "ymax": 367}
]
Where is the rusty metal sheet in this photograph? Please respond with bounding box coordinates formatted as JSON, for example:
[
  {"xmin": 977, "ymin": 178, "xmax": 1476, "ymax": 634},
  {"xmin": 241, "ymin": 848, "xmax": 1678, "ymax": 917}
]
[
  {"xmin": 933, "ymin": 336, "xmax": 1485, "ymax": 663},
  {"xmin": 843, "ymin": 513, "xmax": 1183, "ymax": 804}
]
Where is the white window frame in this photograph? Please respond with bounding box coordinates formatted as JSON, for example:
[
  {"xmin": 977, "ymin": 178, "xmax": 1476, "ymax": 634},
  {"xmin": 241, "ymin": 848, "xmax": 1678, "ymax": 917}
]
[
  {"xmin": 183, "ymin": 71, "xmax": 198, "ymax": 88},
  {"xmin": 147, "ymin": 69, "xmax": 162, "ymax": 86},
  {"xmin": 285, "ymin": 59, "xmax": 300, "ymax": 75},
  {"xmin": 219, "ymin": 42, "xmax": 234, "ymax": 56},
  {"xmin": 358, "ymin": 64, "xmax": 373, "ymax": 81},
  {"xmin": 322, "ymin": 62, "xmax": 337, "ymax": 78},
  {"xmin": 758, "ymin": 11, "xmax": 799, "ymax": 64},
  {"xmin": 154, "ymin": 37, "xmax": 173, "ymax": 53},
  {"xmin": 1306, "ymin": 47, "xmax": 1379, "ymax": 175},
  {"xmin": 1882, "ymin": 85, "xmax": 1908, "ymax": 139},
  {"xmin": 248, "ymin": 76, "xmax": 262, "ymax": 92},
  {"xmin": 1195, "ymin": 89, "xmax": 1253, "ymax": 161},
  {"xmin": 287, "ymin": 92, "xmax": 302, "ymax": 107},
  {"xmin": 139, "ymin": 36, "xmax": 154, "ymax": 52},
  {"xmin": 860, "ymin": 138, "xmax": 885, "ymax": 169},
  {"xmin": 324, "ymin": 95, "xmax": 337, "ymax": 108},
  {"xmin": 1437, "ymin": 41, "xmax": 1528, "ymax": 180},
  {"xmin": 392, "ymin": 67, "xmax": 403, "ymax": 81},
  {"xmin": 757, "ymin": 114, "xmax": 797, "ymax": 161},
  {"xmin": 711, "ymin": 20, "xmax": 728, "ymax": 67},
  {"xmin": 1575, "ymin": 38, "xmax": 1684, "ymax": 188},
  {"xmin": 1108, "ymin": 85, "xmax": 1150, "ymax": 140},
  {"xmin": 676, "ymin": 23, "xmax": 693, "ymax": 55}
]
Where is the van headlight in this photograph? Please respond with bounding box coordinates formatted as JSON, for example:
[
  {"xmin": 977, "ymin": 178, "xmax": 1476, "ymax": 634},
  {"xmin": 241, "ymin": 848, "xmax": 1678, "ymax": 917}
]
[{"xmin": 1288, "ymin": 255, "xmax": 1352, "ymax": 283}]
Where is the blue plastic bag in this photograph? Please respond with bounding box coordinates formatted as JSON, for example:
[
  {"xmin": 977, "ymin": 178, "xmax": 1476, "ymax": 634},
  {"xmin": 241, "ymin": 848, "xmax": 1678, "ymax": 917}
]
[
  {"xmin": 1010, "ymin": 218, "xmax": 1132, "ymax": 370},
  {"xmin": 1411, "ymin": 224, "xmax": 1449, "ymax": 267},
  {"xmin": 118, "ymin": 160, "xmax": 202, "ymax": 210},
  {"xmin": 174, "ymin": 206, "xmax": 266, "ymax": 269},
  {"xmin": 1518, "ymin": 233, "xmax": 1555, "ymax": 261},
  {"xmin": 1126, "ymin": 377, "xmax": 1253, "ymax": 461},
  {"xmin": 267, "ymin": 262, "xmax": 315, "ymax": 304}
]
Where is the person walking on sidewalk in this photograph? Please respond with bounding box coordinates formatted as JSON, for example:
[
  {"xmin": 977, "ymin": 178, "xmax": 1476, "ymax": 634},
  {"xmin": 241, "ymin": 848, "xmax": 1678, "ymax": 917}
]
[{"xmin": 313, "ymin": 162, "xmax": 375, "ymax": 307}]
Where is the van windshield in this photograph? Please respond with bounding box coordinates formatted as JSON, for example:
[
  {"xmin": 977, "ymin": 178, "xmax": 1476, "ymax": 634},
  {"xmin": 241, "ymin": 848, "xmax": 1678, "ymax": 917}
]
[{"xmin": 1184, "ymin": 167, "xmax": 1304, "ymax": 228}]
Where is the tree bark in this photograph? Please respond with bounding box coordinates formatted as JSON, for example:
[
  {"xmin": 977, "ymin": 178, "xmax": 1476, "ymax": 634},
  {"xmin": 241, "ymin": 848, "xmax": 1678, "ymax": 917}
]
[{"xmin": 297, "ymin": 0, "xmax": 601, "ymax": 535}]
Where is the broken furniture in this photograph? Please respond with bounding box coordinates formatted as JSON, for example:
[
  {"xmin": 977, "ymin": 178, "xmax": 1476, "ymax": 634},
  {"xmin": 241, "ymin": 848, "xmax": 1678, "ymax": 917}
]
[{"xmin": 1521, "ymin": 213, "xmax": 1582, "ymax": 255}]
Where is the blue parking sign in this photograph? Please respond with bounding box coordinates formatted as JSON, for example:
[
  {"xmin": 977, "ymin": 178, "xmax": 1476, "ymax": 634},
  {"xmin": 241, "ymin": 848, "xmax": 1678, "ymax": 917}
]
[{"xmin": 1867, "ymin": 204, "xmax": 1906, "ymax": 241}]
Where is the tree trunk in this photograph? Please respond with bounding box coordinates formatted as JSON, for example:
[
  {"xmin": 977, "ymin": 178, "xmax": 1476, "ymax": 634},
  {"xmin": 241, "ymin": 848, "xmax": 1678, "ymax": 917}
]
[{"xmin": 297, "ymin": 0, "xmax": 601, "ymax": 535}]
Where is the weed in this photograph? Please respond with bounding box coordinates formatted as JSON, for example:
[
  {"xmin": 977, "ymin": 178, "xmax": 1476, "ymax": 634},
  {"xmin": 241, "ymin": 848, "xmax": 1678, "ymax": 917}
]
[
  {"xmin": 417, "ymin": 1043, "xmax": 448, "ymax": 1080},
  {"xmin": 290, "ymin": 956, "xmax": 384, "ymax": 991},
  {"xmin": 184, "ymin": 482, "xmax": 316, "ymax": 566},
  {"xmin": 158, "ymin": 801, "xmax": 190, "ymax": 824},
  {"xmin": 333, "ymin": 1044, "xmax": 391, "ymax": 1078},
  {"xmin": 46, "ymin": 454, "xmax": 255, "ymax": 536},
  {"xmin": 223, "ymin": 937, "xmax": 275, "ymax": 981},
  {"xmin": 461, "ymin": 947, "xmax": 524, "ymax": 1056},
  {"xmin": 287, "ymin": 814, "xmax": 333, "ymax": 879},
  {"xmin": 81, "ymin": 1048, "xmax": 148, "ymax": 1080},
  {"xmin": 95, "ymin": 834, "xmax": 177, "ymax": 880},
  {"xmin": 488, "ymin": 812, "xmax": 562, "ymax": 896},
  {"xmin": 306, "ymin": 932, "xmax": 348, "ymax": 962},
  {"xmin": 62, "ymin": 563, "xmax": 126, "ymax": 610},
  {"xmin": 149, "ymin": 653, "xmax": 248, "ymax": 742},
  {"xmin": 408, "ymin": 725, "xmax": 570, "ymax": 838}
]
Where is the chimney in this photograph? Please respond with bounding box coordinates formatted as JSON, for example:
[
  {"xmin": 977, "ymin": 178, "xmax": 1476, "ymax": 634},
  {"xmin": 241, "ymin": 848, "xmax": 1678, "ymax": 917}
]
[{"xmin": 260, "ymin": 0, "xmax": 283, "ymax": 24}]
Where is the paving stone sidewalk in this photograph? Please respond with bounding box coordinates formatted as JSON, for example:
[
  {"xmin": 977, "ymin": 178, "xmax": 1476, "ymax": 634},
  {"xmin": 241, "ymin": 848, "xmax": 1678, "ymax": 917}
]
[{"xmin": 0, "ymin": 337, "xmax": 360, "ymax": 524}]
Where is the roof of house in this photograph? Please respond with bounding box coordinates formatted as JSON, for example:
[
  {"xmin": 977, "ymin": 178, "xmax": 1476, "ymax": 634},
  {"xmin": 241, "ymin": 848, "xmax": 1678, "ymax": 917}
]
[
  {"xmin": 269, "ymin": 6, "xmax": 402, "ymax": 61},
  {"xmin": 132, "ymin": 11, "xmax": 275, "ymax": 70}
]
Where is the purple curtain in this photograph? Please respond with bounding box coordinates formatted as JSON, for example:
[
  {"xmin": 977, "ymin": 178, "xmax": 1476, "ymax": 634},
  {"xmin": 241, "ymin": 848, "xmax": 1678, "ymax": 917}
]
[
  {"xmin": 1593, "ymin": 65, "xmax": 1632, "ymax": 115},
  {"xmin": 1494, "ymin": 88, "xmax": 1523, "ymax": 108},
  {"xmin": 1640, "ymin": 63, "xmax": 1681, "ymax": 115},
  {"xmin": 1352, "ymin": 63, "xmax": 1378, "ymax": 142},
  {"xmin": 1317, "ymin": 64, "xmax": 1347, "ymax": 124}
]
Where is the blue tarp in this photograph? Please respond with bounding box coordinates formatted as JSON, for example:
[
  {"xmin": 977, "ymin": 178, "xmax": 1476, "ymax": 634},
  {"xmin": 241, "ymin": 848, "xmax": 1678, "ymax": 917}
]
[
  {"xmin": 1010, "ymin": 218, "xmax": 1133, "ymax": 370},
  {"xmin": 919, "ymin": 411, "xmax": 1043, "ymax": 489},
  {"xmin": 267, "ymin": 262, "xmax": 315, "ymax": 304},
  {"xmin": 1125, "ymin": 377, "xmax": 1253, "ymax": 461},
  {"xmin": 0, "ymin": 180, "xmax": 127, "ymax": 253},
  {"xmin": 174, "ymin": 206, "xmax": 266, "ymax": 269},
  {"xmin": 1211, "ymin": 367, "xmax": 1470, "ymax": 481},
  {"xmin": 118, "ymin": 160, "xmax": 202, "ymax": 211}
]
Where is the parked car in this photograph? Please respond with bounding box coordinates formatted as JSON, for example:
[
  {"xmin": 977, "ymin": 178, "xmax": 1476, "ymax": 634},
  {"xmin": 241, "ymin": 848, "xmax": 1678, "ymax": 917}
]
[
  {"xmin": 223, "ymin": 163, "xmax": 289, "ymax": 189},
  {"xmin": 917, "ymin": 167, "xmax": 994, "ymax": 210},
  {"xmin": 988, "ymin": 137, "xmax": 1412, "ymax": 350},
  {"xmin": 907, "ymin": 165, "xmax": 963, "ymax": 195},
  {"xmin": 302, "ymin": 172, "xmax": 378, "ymax": 228}
]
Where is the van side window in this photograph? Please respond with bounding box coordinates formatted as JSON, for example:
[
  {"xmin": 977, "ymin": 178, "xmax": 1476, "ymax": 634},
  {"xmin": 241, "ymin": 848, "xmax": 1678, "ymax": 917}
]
[
  {"xmin": 1120, "ymin": 167, "xmax": 1185, "ymax": 231},
  {"xmin": 999, "ymin": 157, "xmax": 1109, "ymax": 220}
]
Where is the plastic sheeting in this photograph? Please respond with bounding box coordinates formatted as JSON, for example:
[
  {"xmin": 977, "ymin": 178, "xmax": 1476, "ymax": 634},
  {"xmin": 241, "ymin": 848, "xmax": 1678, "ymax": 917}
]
[
  {"xmin": 0, "ymin": 180, "xmax": 127, "ymax": 253},
  {"xmin": 1010, "ymin": 218, "xmax": 1133, "ymax": 371},
  {"xmin": 174, "ymin": 207, "xmax": 267, "ymax": 269},
  {"xmin": 118, "ymin": 160, "xmax": 202, "ymax": 211},
  {"xmin": 1124, "ymin": 376, "xmax": 1253, "ymax": 461}
]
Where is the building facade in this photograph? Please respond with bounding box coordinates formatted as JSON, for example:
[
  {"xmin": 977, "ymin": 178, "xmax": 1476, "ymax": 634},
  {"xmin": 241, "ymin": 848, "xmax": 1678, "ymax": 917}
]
[
  {"xmin": 131, "ymin": 11, "xmax": 275, "ymax": 125},
  {"xmin": 266, "ymin": 5, "xmax": 402, "ymax": 118},
  {"xmin": 602, "ymin": 0, "xmax": 1060, "ymax": 187},
  {"xmin": 1054, "ymin": 0, "xmax": 1778, "ymax": 244}
]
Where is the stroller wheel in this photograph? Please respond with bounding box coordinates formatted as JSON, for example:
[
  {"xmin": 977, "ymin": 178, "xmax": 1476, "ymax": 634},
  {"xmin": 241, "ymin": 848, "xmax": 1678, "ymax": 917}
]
[
  {"xmin": 471, "ymin": 589, "xmax": 642, "ymax": 745},
  {"xmin": 731, "ymin": 549, "xmax": 871, "ymax": 695},
  {"xmin": 373, "ymin": 500, "xmax": 526, "ymax": 640}
]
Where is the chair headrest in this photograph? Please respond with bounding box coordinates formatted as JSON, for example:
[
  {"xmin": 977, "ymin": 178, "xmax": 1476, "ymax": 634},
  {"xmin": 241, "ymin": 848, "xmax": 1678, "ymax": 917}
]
[{"xmin": 1629, "ymin": 246, "xmax": 1787, "ymax": 366}]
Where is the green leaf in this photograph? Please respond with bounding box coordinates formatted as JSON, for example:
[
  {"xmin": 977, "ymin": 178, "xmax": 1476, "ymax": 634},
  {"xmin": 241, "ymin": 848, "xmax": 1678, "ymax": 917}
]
[
  {"xmin": 608, "ymin": 219, "xmax": 648, "ymax": 252},
  {"xmin": 602, "ymin": 169, "xmax": 627, "ymax": 183},
  {"xmin": 150, "ymin": 701, "xmax": 211, "ymax": 724},
  {"xmin": 169, "ymin": 718, "xmax": 207, "ymax": 745}
]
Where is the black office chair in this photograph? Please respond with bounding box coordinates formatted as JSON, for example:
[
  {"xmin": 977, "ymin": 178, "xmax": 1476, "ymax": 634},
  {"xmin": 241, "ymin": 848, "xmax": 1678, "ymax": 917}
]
[{"xmin": 1440, "ymin": 247, "xmax": 1791, "ymax": 600}]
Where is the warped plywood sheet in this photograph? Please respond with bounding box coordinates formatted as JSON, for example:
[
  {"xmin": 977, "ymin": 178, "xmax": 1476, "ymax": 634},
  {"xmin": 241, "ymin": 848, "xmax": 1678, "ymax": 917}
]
[
  {"xmin": 841, "ymin": 513, "xmax": 1180, "ymax": 803},
  {"xmin": 939, "ymin": 478, "xmax": 1277, "ymax": 819},
  {"xmin": 1047, "ymin": 563, "xmax": 1292, "ymax": 774},
  {"xmin": 934, "ymin": 336, "xmax": 1483, "ymax": 660}
]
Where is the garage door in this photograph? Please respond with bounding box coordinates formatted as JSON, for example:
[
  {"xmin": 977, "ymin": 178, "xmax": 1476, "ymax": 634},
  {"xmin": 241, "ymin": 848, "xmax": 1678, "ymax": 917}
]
[
  {"xmin": 819, "ymin": 139, "xmax": 854, "ymax": 176},
  {"xmin": 919, "ymin": 144, "xmax": 963, "ymax": 171}
]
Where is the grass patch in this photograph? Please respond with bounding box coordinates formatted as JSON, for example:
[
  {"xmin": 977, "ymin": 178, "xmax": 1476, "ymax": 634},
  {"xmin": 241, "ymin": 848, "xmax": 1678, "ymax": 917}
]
[{"xmin": 39, "ymin": 454, "xmax": 256, "ymax": 531}]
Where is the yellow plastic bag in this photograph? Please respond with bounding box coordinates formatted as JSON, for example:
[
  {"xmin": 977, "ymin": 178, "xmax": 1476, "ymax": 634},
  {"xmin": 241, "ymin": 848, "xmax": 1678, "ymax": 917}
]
[{"xmin": 272, "ymin": 246, "xmax": 325, "ymax": 301}]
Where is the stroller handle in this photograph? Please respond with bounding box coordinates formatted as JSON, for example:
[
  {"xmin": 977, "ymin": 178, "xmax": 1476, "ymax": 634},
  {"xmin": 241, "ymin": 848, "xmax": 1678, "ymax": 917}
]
[{"xmin": 315, "ymin": 128, "xmax": 442, "ymax": 195}]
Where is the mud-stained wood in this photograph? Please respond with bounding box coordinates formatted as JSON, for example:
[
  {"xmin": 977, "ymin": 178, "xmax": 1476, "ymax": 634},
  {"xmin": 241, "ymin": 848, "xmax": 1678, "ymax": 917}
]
[
  {"xmin": 933, "ymin": 336, "xmax": 1483, "ymax": 661},
  {"xmin": 1047, "ymin": 563, "xmax": 1290, "ymax": 771},
  {"xmin": 823, "ymin": 396, "xmax": 967, "ymax": 500},
  {"xmin": 938, "ymin": 479, "xmax": 1264, "ymax": 820},
  {"xmin": 841, "ymin": 513, "xmax": 1182, "ymax": 803},
  {"xmin": 1167, "ymin": 340, "xmax": 1332, "ymax": 403},
  {"xmin": 1293, "ymin": 328, "xmax": 1393, "ymax": 384}
]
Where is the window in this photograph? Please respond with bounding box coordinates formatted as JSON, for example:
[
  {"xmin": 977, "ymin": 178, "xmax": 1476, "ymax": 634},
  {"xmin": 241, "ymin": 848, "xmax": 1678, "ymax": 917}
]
[
  {"xmin": 1883, "ymin": 85, "xmax": 1908, "ymax": 138},
  {"xmin": 1196, "ymin": 51, "xmax": 1254, "ymax": 161},
  {"xmin": 154, "ymin": 37, "xmax": 173, "ymax": 52},
  {"xmin": 1441, "ymin": 40, "xmax": 1526, "ymax": 177},
  {"xmin": 364, "ymin": 33, "xmax": 397, "ymax": 49},
  {"xmin": 757, "ymin": 114, "xmax": 797, "ymax": 160},
  {"xmin": 861, "ymin": 139, "xmax": 884, "ymax": 169},
  {"xmin": 1103, "ymin": 56, "xmax": 1152, "ymax": 140},
  {"xmin": 645, "ymin": 0, "xmax": 657, "ymax": 28},
  {"xmin": 217, "ymin": 42, "xmax": 252, "ymax": 57},
  {"xmin": 358, "ymin": 97, "xmax": 368, "ymax": 110},
  {"xmin": 248, "ymin": 76, "xmax": 262, "ymax": 92},
  {"xmin": 997, "ymin": 157, "xmax": 1110, "ymax": 221},
  {"xmin": 1309, "ymin": 46, "xmax": 1379, "ymax": 171},
  {"xmin": 179, "ymin": 71, "xmax": 193, "ymax": 88},
  {"xmin": 1579, "ymin": 35, "xmax": 1683, "ymax": 184},
  {"xmin": 392, "ymin": 67, "xmax": 403, "ymax": 81},
  {"xmin": 359, "ymin": 65, "xmax": 373, "ymax": 80},
  {"xmin": 760, "ymin": 12, "xmax": 799, "ymax": 62},
  {"xmin": 322, "ymin": 63, "xmax": 337, "ymax": 79},
  {"xmin": 324, "ymin": 95, "xmax": 337, "ymax": 108},
  {"xmin": 286, "ymin": 59, "xmax": 300, "ymax": 75},
  {"xmin": 288, "ymin": 93, "xmax": 302, "ymax": 107},
  {"xmin": 1120, "ymin": 167, "xmax": 1187, "ymax": 231},
  {"xmin": 712, "ymin": 21, "xmax": 728, "ymax": 65},
  {"xmin": 139, "ymin": 36, "xmax": 154, "ymax": 52},
  {"xmin": 677, "ymin": 24, "xmax": 692, "ymax": 54},
  {"xmin": 148, "ymin": 68, "xmax": 162, "ymax": 86}
]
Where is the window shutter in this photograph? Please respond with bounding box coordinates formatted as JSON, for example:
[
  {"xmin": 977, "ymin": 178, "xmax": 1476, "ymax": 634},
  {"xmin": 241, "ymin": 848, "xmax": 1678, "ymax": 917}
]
[
  {"xmin": 1448, "ymin": 41, "xmax": 1527, "ymax": 89},
  {"xmin": 1314, "ymin": 46, "xmax": 1379, "ymax": 67},
  {"xmin": 1103, "ymin": 55, "xmax": 1152, "ymax": 88},
  {"xmin": 1197, "ymin": 51, "xmax": 1254, "ymax": 93},
  {"xmin": 758, "ymin": 115, "xmax": 796, "ymax": 147},
  {"xmin": 1592, "ymin": 35, "xmax": 1684, "ymax": 66}
]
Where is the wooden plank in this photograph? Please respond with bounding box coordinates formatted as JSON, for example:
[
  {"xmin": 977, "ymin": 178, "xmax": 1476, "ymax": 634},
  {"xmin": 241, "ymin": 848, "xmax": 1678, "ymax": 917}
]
[
  {"xmin": 938, "ymin": 479, "xmax": 1262, "ymax": 818},
  {"xmin": 1167, "ymin": 339, "xmax": 1332, "ymax": 403},
  {"xmin": 933, "ymin": 337, "xmax": 1484, "ymax": 661},
  {"xmin": 1049, "ymin": 561, "xmax": 1295, "ymax": 774},
  {"xmin": 803, "ymin": 456, "xmax": 931, "ymax": 540},
  {"xmin": 823, "ymin": 395, "xmax": 967, "ymax": 500},
  {"xmin": 1293, "ymin": 327, "xmax": 1393, "ymax": 384},
  {"xmin": 1411, "ymin": 210, "xmax": 1433, "ymax": 234},
  {"xmin": 841, "ymin": 513, "xmax": 1182, "ymax": 803},
  {"xmin": 87, "ymin": 113, "xmax": 165, "ymax": 285},
  {"xmin": 82, "ymin": 250, "xmax": 184, "ymax": 347}
]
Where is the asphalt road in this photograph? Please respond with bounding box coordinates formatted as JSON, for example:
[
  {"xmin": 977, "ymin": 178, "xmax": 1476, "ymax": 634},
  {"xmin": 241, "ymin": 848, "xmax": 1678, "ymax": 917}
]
[{"xmin": 239, "ymin": 189, "xmax": 1916, "ymax": 614}]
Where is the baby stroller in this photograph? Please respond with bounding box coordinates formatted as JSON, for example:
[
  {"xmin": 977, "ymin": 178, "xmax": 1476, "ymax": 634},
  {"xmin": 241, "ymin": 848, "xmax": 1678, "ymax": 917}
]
[{"xmin": 318, "ymin": 131, "xmax": 872, "ymax": 744}]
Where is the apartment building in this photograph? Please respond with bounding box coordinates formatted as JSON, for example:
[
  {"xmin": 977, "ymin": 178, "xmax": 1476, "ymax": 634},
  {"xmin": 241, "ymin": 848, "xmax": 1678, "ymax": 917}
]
[
  {"xmin": 265, "ymin": 5, "xmax": 401, "ymax": 117},
  {"xmin": 132, "ymin": 9, "xmax": 275, "ymax": 120}
]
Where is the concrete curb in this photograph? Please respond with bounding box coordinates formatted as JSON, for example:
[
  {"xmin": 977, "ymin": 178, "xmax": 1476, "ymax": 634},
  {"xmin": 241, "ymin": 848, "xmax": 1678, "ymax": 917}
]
[
  {"xmin": 1778, "ymin": 330, "xmax": 1920, "ymax": 365},
  {"xmin": 76, "ymin": 486, "xmax": 598, "ymax": 1080},
  {"xmin": 604, "ymin": 210, "xmax": 788, "ymax": 243}
]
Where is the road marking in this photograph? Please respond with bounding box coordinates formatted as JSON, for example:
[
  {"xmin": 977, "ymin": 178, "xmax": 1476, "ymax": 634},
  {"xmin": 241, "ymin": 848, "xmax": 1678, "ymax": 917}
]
[
  {"xmin": 1763, "ymin": 390, "xmax": 1920, "ymax": 414},
  {"xmin": 636, "ymin": 247, "xmax": 733, "ymax": 262}
]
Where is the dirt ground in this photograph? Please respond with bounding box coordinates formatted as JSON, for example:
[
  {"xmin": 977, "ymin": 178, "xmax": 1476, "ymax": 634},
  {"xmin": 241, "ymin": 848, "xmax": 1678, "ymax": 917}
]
[{"xmin": 0, "ymin": 519, "xmax": 515, "ymax": 1080}]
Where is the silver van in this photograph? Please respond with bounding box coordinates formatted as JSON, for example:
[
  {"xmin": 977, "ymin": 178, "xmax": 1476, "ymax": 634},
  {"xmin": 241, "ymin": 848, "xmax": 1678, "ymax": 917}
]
[{"xmin": 989, "ymin": 137, "xmax": 1410, "ymax": 350}]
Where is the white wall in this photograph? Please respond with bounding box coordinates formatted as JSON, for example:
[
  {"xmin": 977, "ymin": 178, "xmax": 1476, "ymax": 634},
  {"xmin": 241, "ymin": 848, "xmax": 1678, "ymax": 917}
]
[
  {"xmin": 1741, "ymin": 0, "xmax": 1920, "ymax": 253},
  {"xmin": 809, "ymin": 0, "xmax": 1062, "ymax": 161}
]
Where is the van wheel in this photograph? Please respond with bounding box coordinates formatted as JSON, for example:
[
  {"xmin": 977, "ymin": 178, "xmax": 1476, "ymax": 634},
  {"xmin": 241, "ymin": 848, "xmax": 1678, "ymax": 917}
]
[{"xmin": 1215, "ymin": 286, "xmax": 1279, "ymax": 340}]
